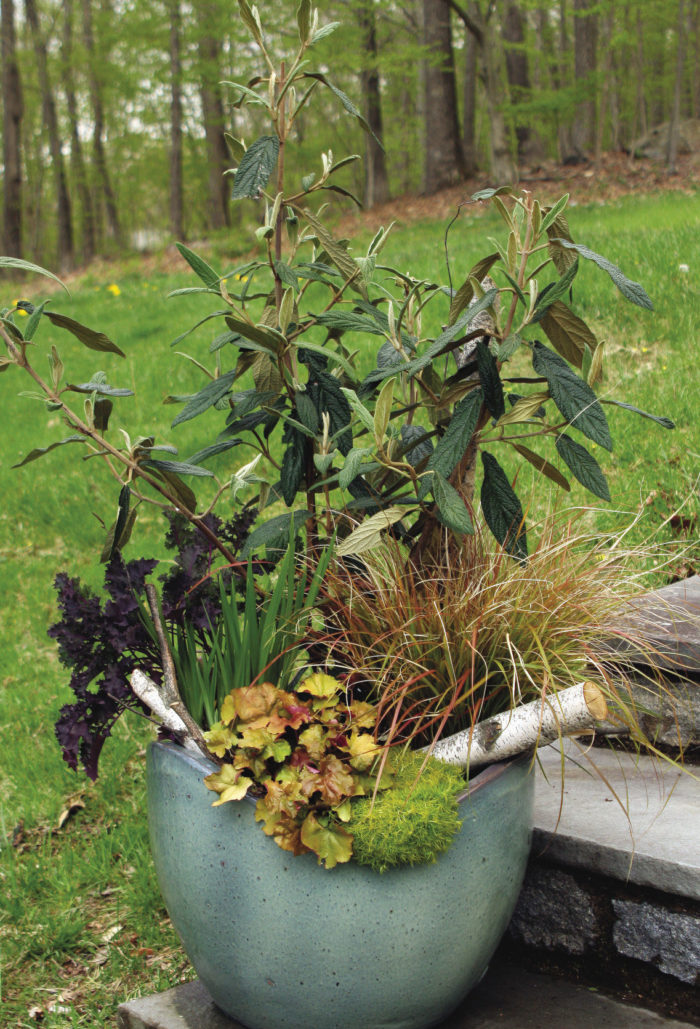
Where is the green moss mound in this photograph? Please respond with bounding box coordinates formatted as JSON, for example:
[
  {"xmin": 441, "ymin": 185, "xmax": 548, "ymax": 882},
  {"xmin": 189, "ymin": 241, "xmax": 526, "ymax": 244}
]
[{"xmin": 350, "ymin": 750, "xmax": 466, "ymax": 873}]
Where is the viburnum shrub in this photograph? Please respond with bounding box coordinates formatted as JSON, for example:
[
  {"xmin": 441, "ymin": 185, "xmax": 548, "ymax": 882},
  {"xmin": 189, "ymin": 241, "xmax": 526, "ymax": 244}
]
[{"xmin": 0, "ymin": 2, "xmax": 677, "ymax": 867}]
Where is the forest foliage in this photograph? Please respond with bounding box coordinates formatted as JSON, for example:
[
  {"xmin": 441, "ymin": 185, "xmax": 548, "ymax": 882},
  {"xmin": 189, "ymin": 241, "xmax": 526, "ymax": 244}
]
[{"xmin": 0, "ymin": 0, "xmax": 697, "ymax": 267}]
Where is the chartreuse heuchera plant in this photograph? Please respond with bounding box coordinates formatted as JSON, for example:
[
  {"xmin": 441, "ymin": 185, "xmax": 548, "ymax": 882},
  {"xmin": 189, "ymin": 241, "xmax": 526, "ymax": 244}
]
[{"xmin": 0, "ymin": 2, "xmax": 677, "ymax": 869}]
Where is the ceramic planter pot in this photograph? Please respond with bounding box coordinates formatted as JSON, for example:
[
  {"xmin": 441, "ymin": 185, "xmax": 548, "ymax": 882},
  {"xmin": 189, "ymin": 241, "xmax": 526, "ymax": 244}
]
[{"xmin": 147, "ymin": 740, "xmax": 534, "ymax": 1029}]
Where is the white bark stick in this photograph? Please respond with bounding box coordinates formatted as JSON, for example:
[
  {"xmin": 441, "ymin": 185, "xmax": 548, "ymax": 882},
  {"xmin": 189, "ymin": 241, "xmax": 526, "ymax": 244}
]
[
  {"xmin": 129, "ymin": 668, "xmax": 204, "ymax": 756},
  {"xmin": 427, "ymin": 681, "xmax": 608, "ymax": 769}
]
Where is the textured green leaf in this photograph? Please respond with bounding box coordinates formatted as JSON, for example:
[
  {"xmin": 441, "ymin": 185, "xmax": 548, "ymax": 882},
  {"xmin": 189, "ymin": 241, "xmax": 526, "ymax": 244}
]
[
  {"xmin": 274, "ymin": 261, "xmax": 300, "ymax": 290},
  {"xmin": 68, "ymin": 380, "xmax": 134, "ymax": 397},
  {"xmin": 303, "ymin": 73, "xmax": 381, "ymax": 147},
  {"xmin": 532, "ymin": 259, "xmax": 579, "ymax": 321},
  {"xmin": 93, "ymin": 398, "xmax": 113, "ymax": 431},
  {"xmin": 280, "ymin": 425, "xmax": 307, "ymax": 505},
  {"xmin": 23, "ymin": 299, "xmax": 48, "ymax": 341},
  {"xmin": 300, "ymin": 812, "xmax": 353, "ymax": 869},
  {"xmin": 295, "ymin": 391, "xmax": 320, "ymax": 434},
  {"xmin": 45, "ymin": 312, "xmax": 125, "ymax": 357},
  {"xmin": 336, "ymin": 506, "xmax": 408, "ymax": 557},
  {"xmin": 476, "ymin": 341, "xmax": 505, "ymax": 419},
  {"xmin": 432, "ymin": 472, "xmax": 473, "ymax": 535},
  {"xmin": 480, "ymin": 451, "xmax": 527, "ymax": 560},
  {"xmin": 471, "ymin": 186, "xmax": 516, "ymax": 202},
  {"xmin": 553, "ymin": 239, "xmax": 653, "ymax": 310},
  {"xmin": 0, "ymin": 256, "xmax": 67, "ymax": 290},
  {"xmin": 532, "ymin": 342, "xmax": 611, "ymax": 451},
  {"xmin": 555, "ymin": 433, "xmax": 610, "ymax": 501},
  {"xmin": 142, "ymin": 458, "xmax": 213, "ymax": 478},
  {"xmin": 539, "ymin": 301, "xmax": 595, "ymax": 369},
  {"xmin": 510, "ymin": 443, "xmax": 570, "ymax": 491},
  {"xmin": 176, "ymin": 243, "xmax": 221, "ymax": 291},
  {"xmin": 425, "ymin": 389, "xmax": 482, "ymax": 485},
  {"xmin": 240, "ymin": 510, "xmax": 312, "ymax": 557},
  {"xmin": 399, "ymin": 424, "xmax": 433, "ymax": 467},
  {"xmin": 601, "ymin": 400, "xmax": 675, "ymax": 430},
  {"xmin": 310, "ymin": 21, "xmax": 340, "ymax": 43},
  {"xmin": 497, "ymin": 392, "xmax": 549, "ymax": 427},
  {"xmin": 315, "ymin": 311, "xmax": 384, "ymax": 336},
  {"xmin": 539, "ymin": 194, "xmax": 570, "ymax": 237},
  {"xmin": 494, "ymin": 332, "xmax": 523, "ymax": 362},
  {"xmin": 171, "ymin": 370, "xmax": 236, "ymax": 427},
  {"xmin": 297, "ymin": 0, "xmax": 311, "ymax": 41},
  {"xmin": 373, "ymin": 379, "xmax": 393, "ymax": 444},
  {"xmin": 448, "ymin": 253, "xmax": 499, "ymax": 325},
  {"xmin": 12, "ymin": 435, "xmax": 85, "ymax": 468},
  {"xmin": 339, "ymin": 446, "xmax": 373, "ymax": 489},
  {"xmin": 232, "ymin": 135, "xmax": 280, "ymax": 199},
  {"xmin": 302, "ymin": 210, "xmax": 362, "ymax": 291},
  {"xmin": 224, "ymin": 316, "xmax": 282, "ymax": 353},
  {"xmin": 186, "ymin": 439, "xmax": 242, "ymax": 465}
]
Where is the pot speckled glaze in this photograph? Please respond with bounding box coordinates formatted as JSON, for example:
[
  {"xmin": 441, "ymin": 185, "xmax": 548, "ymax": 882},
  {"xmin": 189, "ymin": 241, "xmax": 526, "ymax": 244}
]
[{"xmin": 147, "ymin": 740, "xmax": 533, "ymax": 1029}]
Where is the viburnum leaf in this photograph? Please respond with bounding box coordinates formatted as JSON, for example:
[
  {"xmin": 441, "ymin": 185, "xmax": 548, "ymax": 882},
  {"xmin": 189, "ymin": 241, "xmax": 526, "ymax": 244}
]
[
  {"xmin": 555, "ymin": 433, "xmax": 611, "ymax": 501},
  {"xmin": 232, "ymin": 135, "xmax": 280, "ymax": 199},
  {"xmin": 532, "ymin": 341, "xmax": 612, "ymax": 451},
  {"xmin": 480, "ymin": 451, "xmax": 527, "ymax": 560},
  {"xmin": 300, "ymin": 812, "xmax": 354, "ymax": 869}
]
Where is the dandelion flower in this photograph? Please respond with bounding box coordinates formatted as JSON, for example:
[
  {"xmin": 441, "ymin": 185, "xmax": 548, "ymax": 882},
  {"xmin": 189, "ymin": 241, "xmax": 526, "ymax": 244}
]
[{"xmin": 107, "ymin": 283, "xmax": 121, "ymax": 296}]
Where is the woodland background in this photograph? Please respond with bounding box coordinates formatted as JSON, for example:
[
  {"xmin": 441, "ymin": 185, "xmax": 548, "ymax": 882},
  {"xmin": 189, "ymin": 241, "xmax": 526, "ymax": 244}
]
[{"xmin": 1, "ymin": 0, "xmax": 698, "ymax": 272}]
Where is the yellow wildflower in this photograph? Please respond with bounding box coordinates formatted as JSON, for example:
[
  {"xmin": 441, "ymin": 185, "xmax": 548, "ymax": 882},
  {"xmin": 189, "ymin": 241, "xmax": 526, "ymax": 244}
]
[
  {"xmin": 107, "ymin": 283, "xmax": 121, "ymax": 296},
  {"xmin": 11, "ymin": 299, "xmax": 28, "ymax": 316}
]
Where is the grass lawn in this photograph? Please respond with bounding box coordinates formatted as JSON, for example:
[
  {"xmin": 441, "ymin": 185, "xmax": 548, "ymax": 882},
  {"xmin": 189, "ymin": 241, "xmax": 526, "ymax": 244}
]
[{"xmin": 1, "ymin": 189, "xmax": 698, "ymax": 1026}]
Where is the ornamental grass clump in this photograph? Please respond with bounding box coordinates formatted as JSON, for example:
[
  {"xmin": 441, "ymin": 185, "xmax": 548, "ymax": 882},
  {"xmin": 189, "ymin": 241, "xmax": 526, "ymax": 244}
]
[{"xmin": 0, "ymin": 2, "xmax": 689, "ymax": 871}]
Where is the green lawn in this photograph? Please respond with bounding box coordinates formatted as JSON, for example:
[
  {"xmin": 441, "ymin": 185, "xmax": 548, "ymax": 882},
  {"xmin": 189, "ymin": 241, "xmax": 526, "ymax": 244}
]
[{"xmin": 1, "ymin": 190, "xmax": 698, "ymax": 1026}]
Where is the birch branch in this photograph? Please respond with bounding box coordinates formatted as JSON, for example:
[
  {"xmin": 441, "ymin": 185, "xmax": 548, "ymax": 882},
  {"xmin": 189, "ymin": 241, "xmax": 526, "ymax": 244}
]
[
  {"xmin": 427, "ymin": 681, "xmax": 608, "ymax": 769},
  {"xmin": 130, "ymin": 669, "xmax": 204, "ymax": 756}
]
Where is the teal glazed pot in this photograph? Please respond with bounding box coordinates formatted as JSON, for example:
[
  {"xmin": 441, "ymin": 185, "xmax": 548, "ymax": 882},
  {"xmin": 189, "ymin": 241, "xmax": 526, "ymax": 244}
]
[{"xmin": 147, "ymin": 740, "xmax": 533, "ymax": 1029}]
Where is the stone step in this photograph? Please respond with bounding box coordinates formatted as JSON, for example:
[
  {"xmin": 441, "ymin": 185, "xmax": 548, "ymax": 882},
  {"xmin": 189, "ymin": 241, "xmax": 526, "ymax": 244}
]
[
  {"xmin": 507, "ymin": 742, "xmax": 700, "ymax": 1021},
  {"xmin": 117, "ymin": 953, "xmax": 699, "ymax": 1029}
]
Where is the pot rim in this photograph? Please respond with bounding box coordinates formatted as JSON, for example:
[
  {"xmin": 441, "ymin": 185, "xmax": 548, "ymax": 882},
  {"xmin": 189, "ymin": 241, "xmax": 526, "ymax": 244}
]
[{"xmin": 149, "ymin": 738, "xmax": 531, "ymax": 808}]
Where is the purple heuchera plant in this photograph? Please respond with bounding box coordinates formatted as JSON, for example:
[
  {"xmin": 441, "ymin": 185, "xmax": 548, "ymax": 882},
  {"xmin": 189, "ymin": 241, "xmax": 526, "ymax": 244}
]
[{"xmin": 51, "ymin": 509, "xmax": 256, "ymax": 780}]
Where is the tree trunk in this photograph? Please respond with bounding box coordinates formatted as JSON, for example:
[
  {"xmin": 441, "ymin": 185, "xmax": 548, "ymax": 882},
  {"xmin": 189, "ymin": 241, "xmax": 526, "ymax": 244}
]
[
  {"xmin": 556, "ymin": 0, "xmax": 573, "ymax": 160},
  {"xmin": 422, "ymin": 0, "xmax": 465, "ymax": 193},
  {"xmin": 63, "ymin": 0, "xmax": 95, "ymax": 263},
  {"xmin": 198, "ymin": 18, "xmax": 230, "ymax": 231},
  {"xmin": 462, "ymin": 26, "xmax": 478, "ymax": 175},
  {"xmin": 480, "ymin": 11, "xmax": 518, "ymax": 183},
  {"xmin": 25, "ymin": 0, "xmax": 74, "ymax": 270},
  {"xmin": 169, "ymin": 0, "xmax": 185, "ymax": 240},
  {"xmin": 569, "ymin": 0, "xmax": 598, "ymax": 159},
  {"xmin": 502, "ymin": 2, "xmax": 530, "ymax": 160},
  {"xmin": 667, "ymin": 0, "xmax": 687, "ymax": 174},
  {"xmin": 634, "ymin": 6, "xmax": 648, "ymax": 141},
  {"xmin": 358, "ymin": 0, "xmax": 390, "ymax": 207},
  {"xmin": 81, "ymin": 0, "xmax": 122, "ymax": 247},
  {"xmin": 594, "ymin": 7, "xmax": 614, "ymax": 165},
  {"xmin": 2, "ymin": 0, "xmax": 23, "ymax": 257}
]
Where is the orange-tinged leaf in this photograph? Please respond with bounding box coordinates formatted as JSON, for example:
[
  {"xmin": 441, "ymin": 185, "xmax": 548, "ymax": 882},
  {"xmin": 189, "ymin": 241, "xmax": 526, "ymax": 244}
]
[
  {"xmin": 299, "ymin": 672, "xmax": 342, "ymax": 699},
  {"xmin": 348, "ymin": 700, "xmax": 378, "ymax": 728},
  {"xmin": 232, "ymin": 681, "xmax": 278, "ymax": 722},
  {"xmin": 203, "ymin": 722, "xmax": 236, "ymax": 758},
  {"xmin": 300, "ymin": 812, "xmax": 353, "ymax": 868},
  {"xmin": 347, "ymin": 731, "xmax": 382, "ymax": 771},
  {"xmin": 301, "ymin": 755, "xmax": 356, "ymax": 806},
  {"xmin": 204, "ymin": 764, "xmax": 252, "ymax": 805},
  {"xmin": 298, "ymin": 723, "xmax": 328, "ymax": 760}
]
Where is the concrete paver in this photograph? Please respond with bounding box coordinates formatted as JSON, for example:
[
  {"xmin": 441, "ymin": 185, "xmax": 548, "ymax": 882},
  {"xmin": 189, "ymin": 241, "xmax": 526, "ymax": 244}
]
[
  {"xmin": 117, "ymin": 956, "xmax": 699, "ymax": 1029},
  {"xmin": 532, "ymin": 741, "xmax": 700, "ymax": 900}
]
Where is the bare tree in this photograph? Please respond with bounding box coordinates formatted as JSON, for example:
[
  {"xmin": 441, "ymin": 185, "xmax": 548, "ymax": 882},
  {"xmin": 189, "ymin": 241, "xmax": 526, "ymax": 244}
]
[
  {"xmin": 667, "ymin": 0, "xmax": 687, "ymax": 173},
  {"xmin": 422, "ymin": 0, "xmax": 465, "ymax": 193},
  {"xmin": 2, "ymin": 0, "xmax": 23, "ymax": 257},
  {"xmin": 197, "ymin": 10, "xmax": 230, "ymax": 231},
  {"xmin": 570, "ymin": 0, "xmax": 598, "ymax": 159},
  {"xmin": 358, "ymin": 0, "xmax": 390, "ymax": 207},
  {"xmin": 63, "ymin": 0, "xmax": 95, "ymax": 263},
  {"xmin": 462, "ymin": 28, "xmax": 478, "ymax": 176},
  {"xmin": 81, "ymin": 0, "xmax": 122, "ymax": 246},
  {"xmin": 169, "ymin": 0, "xmax": 185, "ymax": 240},
  {"xmin": 25, "ymin": 0, "xmax": 74, "ymax": 270}
]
